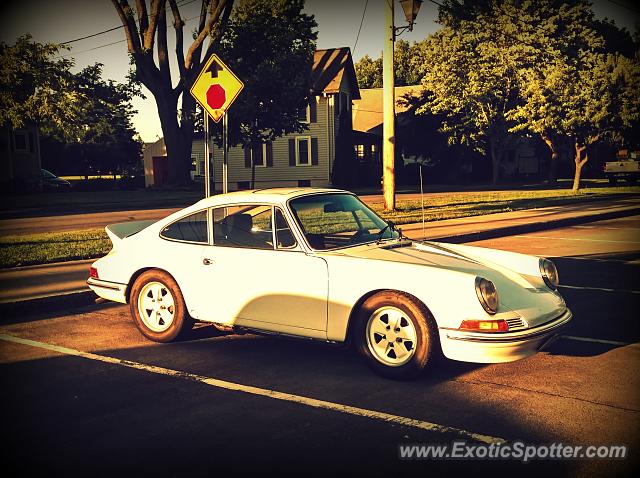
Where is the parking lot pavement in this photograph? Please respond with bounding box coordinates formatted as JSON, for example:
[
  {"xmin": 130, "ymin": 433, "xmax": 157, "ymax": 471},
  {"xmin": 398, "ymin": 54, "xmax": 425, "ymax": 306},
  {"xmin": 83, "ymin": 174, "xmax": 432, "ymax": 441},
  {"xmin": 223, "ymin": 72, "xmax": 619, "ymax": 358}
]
[{"xmin": 1, "ymin": 216, "xmax": 639, "ymax": 476}]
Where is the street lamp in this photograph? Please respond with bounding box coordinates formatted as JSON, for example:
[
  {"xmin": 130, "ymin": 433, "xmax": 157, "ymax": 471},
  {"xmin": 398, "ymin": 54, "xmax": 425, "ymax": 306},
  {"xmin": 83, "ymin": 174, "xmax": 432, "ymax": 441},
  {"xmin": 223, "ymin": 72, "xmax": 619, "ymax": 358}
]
[
  {"xmin": 382, "ymin": 0, "xmax": 422, "ymax": 211},
  {"xmin": 396, "ymin": 0, "xmax": 423, "ymax": 37}
]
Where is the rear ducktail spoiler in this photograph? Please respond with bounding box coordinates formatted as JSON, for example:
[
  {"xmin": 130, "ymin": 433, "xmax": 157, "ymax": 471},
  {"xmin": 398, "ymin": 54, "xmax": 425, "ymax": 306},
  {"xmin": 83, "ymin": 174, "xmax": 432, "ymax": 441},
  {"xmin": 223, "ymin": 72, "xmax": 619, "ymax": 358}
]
[{"xmin": 105, "ymin": 220, "xmax": 156, "ymax": 246}]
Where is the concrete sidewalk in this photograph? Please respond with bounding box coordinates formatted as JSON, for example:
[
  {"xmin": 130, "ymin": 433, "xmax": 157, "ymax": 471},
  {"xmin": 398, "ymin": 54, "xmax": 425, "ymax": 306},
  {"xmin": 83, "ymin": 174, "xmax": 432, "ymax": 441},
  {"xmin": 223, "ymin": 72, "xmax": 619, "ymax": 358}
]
[{"xmin": 0, "ymin": 197, "xmax": 638, "ymax": 309}]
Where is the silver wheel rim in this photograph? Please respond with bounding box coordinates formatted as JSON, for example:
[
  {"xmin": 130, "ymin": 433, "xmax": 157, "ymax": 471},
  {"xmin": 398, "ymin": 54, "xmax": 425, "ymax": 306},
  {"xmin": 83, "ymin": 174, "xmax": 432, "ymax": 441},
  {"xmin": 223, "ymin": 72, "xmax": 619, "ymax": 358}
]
[
  {"xmin": 137, "ymin": 281, "xmax": 176, "ymax": 333},
  {"xmin": 365, "ymin": 306, "xmax": 417, "ymax": 367}
]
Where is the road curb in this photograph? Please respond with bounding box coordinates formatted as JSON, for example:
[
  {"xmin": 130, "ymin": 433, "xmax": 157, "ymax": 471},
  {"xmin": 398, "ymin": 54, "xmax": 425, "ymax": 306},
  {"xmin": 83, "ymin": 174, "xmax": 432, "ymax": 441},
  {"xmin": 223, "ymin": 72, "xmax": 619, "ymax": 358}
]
[
  {"xmin": 0, "ymin": 290, "xmax": 97, "ymax": 318},
  {"xmin": 429, "ymin": 206, "xmax": 640, "ymax": 243}
]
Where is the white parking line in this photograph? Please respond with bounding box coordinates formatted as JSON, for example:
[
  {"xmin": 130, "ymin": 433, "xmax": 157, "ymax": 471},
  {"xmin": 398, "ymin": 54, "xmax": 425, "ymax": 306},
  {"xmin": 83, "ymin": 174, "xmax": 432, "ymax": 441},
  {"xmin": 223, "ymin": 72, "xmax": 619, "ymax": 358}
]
[
  {"xmin": 560, "ymin": 335, "xmax": 637, "ymax": 347},
  {"xmin": 513, "ymin": 235, "xmax": 640, "ymax": 244},
  {"xmin": 0, "ymin": 333, "xmax": 505, "ymax": 445},
  {"xmin": 559, "ymin": 284, "xmax": 640, "ymax": 294}
]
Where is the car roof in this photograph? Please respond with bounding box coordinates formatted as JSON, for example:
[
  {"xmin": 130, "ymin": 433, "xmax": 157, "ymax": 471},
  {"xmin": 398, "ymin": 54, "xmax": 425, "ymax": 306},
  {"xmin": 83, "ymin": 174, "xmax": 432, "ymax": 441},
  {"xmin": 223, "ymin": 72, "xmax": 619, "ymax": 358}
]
[{"xmin": 191, "ymin": 187, "xmax": 348, "ymax": 209}]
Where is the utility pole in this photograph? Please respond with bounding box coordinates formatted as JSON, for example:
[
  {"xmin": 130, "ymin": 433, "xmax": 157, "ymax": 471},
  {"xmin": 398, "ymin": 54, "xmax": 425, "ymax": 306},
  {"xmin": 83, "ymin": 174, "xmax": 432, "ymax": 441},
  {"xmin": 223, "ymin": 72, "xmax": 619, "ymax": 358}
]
[{"xmin": 383, "ymin": 0, "xmax": 396, "ymax": 211}]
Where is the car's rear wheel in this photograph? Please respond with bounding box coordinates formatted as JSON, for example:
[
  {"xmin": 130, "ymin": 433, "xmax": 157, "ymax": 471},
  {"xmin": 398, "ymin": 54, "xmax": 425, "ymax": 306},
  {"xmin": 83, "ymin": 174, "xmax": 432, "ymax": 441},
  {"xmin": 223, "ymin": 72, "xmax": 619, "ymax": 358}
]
[
  {"xmin": 354, "ymin": 291, "xmax": 438, "ymax": 379},
  {"xmin": 129, "ymin": 270, "xmax": 193, "ymax": 342}
]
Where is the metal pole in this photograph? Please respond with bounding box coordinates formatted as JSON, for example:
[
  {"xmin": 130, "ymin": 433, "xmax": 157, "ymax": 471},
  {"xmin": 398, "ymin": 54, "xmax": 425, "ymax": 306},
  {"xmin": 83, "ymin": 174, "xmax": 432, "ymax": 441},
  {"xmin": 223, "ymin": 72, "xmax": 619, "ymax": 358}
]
[
  {"xmin": 419, "ymin": 162, "xmax": 425, "ymax": 239},
  {"xmin": 383, "ymin": 0, "xmax": 396, "ymax": 211},
  {"xmin": 223, "ymin": 112, "xmax": 229, "ymax": 194},
  {"xmin": 204, "ymin": 111, "xmax": 211, "ymax": 198}
]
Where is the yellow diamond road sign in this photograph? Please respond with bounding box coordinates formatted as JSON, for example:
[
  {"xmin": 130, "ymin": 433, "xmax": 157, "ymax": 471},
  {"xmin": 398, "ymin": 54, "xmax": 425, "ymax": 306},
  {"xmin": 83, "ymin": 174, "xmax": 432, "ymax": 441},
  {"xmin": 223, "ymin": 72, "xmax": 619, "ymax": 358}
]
[{"xmin": 190, "ymin": 54, "xmax": 244, "ymax": 123}]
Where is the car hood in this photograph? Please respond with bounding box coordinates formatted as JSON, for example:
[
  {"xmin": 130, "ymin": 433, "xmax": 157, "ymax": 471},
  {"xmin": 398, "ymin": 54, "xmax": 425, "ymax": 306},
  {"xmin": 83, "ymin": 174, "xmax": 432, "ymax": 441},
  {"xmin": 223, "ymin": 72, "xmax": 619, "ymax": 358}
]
[{"xmin": 330, "ymin": 241, "xmax": 566, "ymax": 324}]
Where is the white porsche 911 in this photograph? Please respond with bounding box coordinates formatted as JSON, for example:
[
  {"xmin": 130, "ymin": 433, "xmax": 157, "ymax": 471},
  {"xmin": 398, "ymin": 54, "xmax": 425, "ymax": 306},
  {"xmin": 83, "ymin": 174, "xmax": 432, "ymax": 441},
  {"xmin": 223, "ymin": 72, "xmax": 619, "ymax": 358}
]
[{"xmin": 88, "ymin": 188, "xmax": 572, "ymax": 379}]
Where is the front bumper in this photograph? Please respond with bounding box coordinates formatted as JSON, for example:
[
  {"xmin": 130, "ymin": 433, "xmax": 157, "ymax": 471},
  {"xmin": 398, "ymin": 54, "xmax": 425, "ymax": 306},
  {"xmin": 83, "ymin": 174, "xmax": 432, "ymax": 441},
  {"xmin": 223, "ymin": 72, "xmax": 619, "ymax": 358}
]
[
  {"xmin": 87, "ymin": 278, "xmax": 127, "ymax": 304},
  {"xmin": 439, "ymin": 308, "xmax": 572, "ymax": 363}
]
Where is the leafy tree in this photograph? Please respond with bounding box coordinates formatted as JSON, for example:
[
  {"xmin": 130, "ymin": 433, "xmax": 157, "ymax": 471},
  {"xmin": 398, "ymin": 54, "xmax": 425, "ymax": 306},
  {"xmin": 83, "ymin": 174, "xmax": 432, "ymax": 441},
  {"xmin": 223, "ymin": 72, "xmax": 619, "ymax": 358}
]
[
  {"xmin": 354, "ymin": 40, "xmax": 422, "ymax": 89},
  {"xmin": 1, "ymin": 36, "xmax": 142, "ymax": 177},
  {"xmin": 57, "ymin": 64, "xmax": 142, "ymax": 177},
  {"xmin": 414, "ymin": 1, "xmax": 531, "ymax": 184},
  {"xmin": 112, "ymin": 0, "xmax": 316, "ymax": 187},
  {"xmin": 0, "ymin": 35, "xmax": 82, "ymax": 138},
  {"xmin": 507, "ymin": 2, "xmax": 640, "ymax": 189},
  {"xmin": 416, "ymin": 0, "xmax": 640, "ymax": 188},
  {"xmin": 354, "ymin": 54, "xmax": 382, "ymax": 88}
]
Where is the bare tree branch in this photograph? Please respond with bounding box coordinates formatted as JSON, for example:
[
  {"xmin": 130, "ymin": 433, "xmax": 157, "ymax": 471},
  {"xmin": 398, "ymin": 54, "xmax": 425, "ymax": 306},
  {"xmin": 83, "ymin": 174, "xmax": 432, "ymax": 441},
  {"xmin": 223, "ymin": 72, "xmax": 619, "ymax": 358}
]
[
  {"xmin": 112, "ymin": 0, "xmax": 143, "ymax": 54},
  {"xmin": 143, "ymin": 0, "xmax": 165, "ymax": 51},
  {"xmin": 185, "ymin": 0, "xmax": 230, "ymax": 70},
  {"xmin": 203, "ymin": 0, "xmax": 233, "ymax": 60},
  {"xmin": 157, "ymin": 5, "xmax": 171, "ymax": 85},
  {"xmin": 168, "ymin": 0, "xmax": 186, "ymax": 82},
  {"xmin": 135, "ymin": 0, "xmax": 149, "ymax": 46}
]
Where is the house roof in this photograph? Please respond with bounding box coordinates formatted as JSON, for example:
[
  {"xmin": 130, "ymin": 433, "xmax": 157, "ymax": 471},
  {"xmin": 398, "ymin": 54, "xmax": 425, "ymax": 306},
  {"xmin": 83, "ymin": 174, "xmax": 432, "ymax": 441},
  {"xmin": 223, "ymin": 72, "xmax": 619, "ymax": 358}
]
[
  {"xmin": 311, "ymin": 48, "xmax": 361, "ymax": 99},
  {"xmin": 352, "ymin": 85, "xmax": 423, "ymax": 134}
]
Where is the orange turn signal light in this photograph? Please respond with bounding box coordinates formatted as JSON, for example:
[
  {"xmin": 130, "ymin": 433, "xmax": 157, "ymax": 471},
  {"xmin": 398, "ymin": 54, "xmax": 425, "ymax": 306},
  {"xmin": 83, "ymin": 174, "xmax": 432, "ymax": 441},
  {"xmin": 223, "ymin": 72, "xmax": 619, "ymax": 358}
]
[{"xmin": 459, "ymin": 319, "xmax": 509, "ymax": 332}]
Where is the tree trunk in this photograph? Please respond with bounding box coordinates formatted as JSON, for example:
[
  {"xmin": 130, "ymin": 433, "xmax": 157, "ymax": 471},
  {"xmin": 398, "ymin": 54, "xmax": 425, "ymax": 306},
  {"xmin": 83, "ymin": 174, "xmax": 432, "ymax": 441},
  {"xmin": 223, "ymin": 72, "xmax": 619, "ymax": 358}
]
[
  {"xmin": 541, "ymin": 133, "xmax": 558, "ymax": 184},
  {"xmin": 572, "ymin": 140, "xmax": 589, "ymax": 192},
  {"xmin": 155, "ymin": 92, "xmax": 192, "ymax": 187},
  {"xmin": 490, "ymin": 137, "xmax": 501, "ymax": 185}
]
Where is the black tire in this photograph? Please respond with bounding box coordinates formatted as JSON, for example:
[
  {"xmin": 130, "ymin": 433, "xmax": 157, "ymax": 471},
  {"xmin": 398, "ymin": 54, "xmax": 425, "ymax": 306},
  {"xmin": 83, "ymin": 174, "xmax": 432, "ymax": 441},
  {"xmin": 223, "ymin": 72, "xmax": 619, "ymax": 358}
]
[
  {"xmin": 354, "ymin": 291, "xmax": 439, "ymax": 380},
  {"xmin": 129, "ymin": 269, "xmax": 193, "ymax": 342}
]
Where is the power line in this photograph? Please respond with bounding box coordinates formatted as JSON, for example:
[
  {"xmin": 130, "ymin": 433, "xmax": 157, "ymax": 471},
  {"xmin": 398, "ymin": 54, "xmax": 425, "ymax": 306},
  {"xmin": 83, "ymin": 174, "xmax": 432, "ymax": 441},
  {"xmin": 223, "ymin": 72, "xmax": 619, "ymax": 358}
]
[
  {"xmin": 352, "ymin": 0, "xmax": 369, "ymax": 56},
  {"xmin": 57, "ymin": 13, "xmax": 201, "ymax": 58},
  {"xmin": 60, "ymin": 0, "xmax": 199, "ymax": 45}
]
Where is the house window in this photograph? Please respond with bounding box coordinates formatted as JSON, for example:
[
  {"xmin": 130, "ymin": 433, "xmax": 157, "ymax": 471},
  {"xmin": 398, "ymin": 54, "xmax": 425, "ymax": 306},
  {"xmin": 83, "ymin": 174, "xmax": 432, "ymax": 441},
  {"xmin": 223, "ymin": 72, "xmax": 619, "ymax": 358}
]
[
  {"xmin": 13, "ymin": 131, "xmax": 28, "ymax": 152},
  {"xmin": 296, "ymin": 136, "xmax": 311, "ymax": 165},
  {"xmin": 297, "ymin": 103, "xmax": 310, "ymax": 123},
  {"xmin": 371, "ymin": 144, "xmax": 379, "ymax": 162},
  {"xmin": 191, "ymin": 157, "xmax": 197, "ymax": 172},
  {"xmin": 355, "ymin": 144, "xmax": 365, "ymax": 162},
  {"xmin": 252, "ymin": 144, "xmax": 267, "ymax": 167}
]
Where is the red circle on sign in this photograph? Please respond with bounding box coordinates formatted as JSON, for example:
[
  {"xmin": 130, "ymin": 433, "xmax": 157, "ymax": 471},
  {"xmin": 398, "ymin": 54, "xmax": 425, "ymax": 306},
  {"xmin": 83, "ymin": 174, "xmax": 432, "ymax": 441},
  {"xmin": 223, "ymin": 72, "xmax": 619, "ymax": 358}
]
[{"xmin": 206, "ymin": 84, "xmax": 226, "ymax": 110}]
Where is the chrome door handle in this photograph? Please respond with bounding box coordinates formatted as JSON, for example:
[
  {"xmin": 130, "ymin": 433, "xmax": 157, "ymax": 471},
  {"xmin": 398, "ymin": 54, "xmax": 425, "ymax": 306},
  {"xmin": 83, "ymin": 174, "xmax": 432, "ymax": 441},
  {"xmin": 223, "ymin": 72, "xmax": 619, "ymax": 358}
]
[{"xmin": 203, "ymin": 258, "xmax": 213, "ymax": 265}]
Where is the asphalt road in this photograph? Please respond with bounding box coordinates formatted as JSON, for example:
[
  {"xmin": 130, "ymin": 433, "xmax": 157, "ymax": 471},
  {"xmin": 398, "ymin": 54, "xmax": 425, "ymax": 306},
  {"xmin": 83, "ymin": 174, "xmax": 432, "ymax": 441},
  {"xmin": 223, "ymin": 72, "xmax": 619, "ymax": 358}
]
[{"xmin": 1, "ymin": 216, "xmax": 639, "ymax": 476}]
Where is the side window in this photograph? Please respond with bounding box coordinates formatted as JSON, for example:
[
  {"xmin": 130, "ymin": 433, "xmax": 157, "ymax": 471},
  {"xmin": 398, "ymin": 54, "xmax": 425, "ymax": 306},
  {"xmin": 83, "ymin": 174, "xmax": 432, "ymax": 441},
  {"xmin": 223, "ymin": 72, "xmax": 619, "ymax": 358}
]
[
  {"xmin": 275, "ymin": 209, "xmax": 297, "ymax": 249},
  {"xmin": 160, "ymin": 210, "xmax": 208, "ymax": 243},
  {"xmin": 212, "ymin": 205, "xmax": 274, "ymax": 250}
]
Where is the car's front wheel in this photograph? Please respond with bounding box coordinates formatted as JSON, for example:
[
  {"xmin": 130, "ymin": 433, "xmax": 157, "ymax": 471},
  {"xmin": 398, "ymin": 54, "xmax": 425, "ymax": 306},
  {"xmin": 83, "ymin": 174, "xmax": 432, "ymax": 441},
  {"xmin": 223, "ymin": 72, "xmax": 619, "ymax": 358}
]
[
  {"xmin": 354, "ymin": 291, "xmax": 438, "ymax": 379},
  {"xmin": 129, "ymin": 269, "xmax": 193, "ymax": 342}
]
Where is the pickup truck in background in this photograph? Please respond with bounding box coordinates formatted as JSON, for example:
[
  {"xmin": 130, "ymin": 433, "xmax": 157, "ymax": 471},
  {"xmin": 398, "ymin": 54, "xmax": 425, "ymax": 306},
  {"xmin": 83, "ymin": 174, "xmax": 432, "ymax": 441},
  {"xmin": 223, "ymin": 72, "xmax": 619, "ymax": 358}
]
[{"xmin": 604, "ymin": 150, "xmax": 639, "ymax": 185}]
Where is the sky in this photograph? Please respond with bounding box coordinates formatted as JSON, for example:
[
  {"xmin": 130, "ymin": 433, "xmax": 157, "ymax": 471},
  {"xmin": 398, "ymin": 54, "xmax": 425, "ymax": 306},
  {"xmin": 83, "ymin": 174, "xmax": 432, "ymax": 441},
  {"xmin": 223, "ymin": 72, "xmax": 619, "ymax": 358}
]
[{"xmin": 1, "ymin": 0, "xmax": 638, "ymax": 143}]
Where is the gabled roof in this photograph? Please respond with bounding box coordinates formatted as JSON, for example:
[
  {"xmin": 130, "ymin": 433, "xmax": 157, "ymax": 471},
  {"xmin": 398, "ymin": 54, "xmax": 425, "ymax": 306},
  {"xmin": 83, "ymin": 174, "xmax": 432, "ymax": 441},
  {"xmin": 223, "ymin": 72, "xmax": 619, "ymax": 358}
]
[
  {"xmin": 311, "ymin": 48, "xmax": 361, "ymax": 99},
  {"xmin": 352, "ymin": 85, "xmax": 423, "ymax": 133}
]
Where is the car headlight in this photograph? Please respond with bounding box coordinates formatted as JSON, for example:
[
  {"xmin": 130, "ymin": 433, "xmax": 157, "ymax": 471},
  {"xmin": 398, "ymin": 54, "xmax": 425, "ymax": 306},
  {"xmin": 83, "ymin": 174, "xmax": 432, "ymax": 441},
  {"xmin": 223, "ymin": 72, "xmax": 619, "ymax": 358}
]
[
  {"xmin": 475, "ymin": 277, "xmax": 499, "ymax": 314},
  {"xmin": 539, "ymin": 258, "xmax": 559, "ymax": 290}
]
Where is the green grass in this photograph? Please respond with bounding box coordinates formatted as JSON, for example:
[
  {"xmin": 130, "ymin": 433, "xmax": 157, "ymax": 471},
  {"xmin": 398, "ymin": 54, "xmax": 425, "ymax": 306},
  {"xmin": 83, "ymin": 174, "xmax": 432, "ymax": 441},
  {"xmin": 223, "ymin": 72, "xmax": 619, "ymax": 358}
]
[
  {"xmin": 372, "ymin": 187, "xmax": 640, "ymax": 224},
  {"xmin": 0, "ymin": 229, "xmax": 111, "ymax": 268},
  {"xmin": 0, "ymin": 186, "xmax": 638, "ymax": 268}
]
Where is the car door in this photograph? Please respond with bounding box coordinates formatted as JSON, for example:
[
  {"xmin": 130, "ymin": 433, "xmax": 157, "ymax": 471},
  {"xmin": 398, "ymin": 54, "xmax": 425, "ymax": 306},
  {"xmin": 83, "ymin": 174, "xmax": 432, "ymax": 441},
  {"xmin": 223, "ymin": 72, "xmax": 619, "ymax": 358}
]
[{"xmin": 195, "ymin": 204, "xmax": 329, "ymax": 339}]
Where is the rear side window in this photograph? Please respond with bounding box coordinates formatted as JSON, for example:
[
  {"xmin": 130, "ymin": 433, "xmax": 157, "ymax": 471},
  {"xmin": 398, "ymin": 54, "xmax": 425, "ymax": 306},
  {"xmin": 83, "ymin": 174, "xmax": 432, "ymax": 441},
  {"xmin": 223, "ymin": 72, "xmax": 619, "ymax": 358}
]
[{"xmin": 160, "ymin": 211, "xmax": 208, "ymax": 244}]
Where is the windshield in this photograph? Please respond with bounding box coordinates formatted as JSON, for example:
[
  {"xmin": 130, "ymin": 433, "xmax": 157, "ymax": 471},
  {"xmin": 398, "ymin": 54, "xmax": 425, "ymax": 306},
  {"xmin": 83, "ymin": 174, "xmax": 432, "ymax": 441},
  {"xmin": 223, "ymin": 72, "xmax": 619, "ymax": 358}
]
[
  {"xmin": 41, "ymin": 169, "xmax": 56, "ymax": 179},
  {"xmin": 289, "ymin": 193, "xmax": 399, "ymax": 250}
]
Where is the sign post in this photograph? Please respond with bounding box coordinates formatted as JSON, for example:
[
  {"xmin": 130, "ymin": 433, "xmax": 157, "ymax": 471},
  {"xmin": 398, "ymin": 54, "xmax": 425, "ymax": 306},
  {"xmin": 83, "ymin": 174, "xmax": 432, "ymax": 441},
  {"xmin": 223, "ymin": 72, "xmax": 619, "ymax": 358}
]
[
  {"xmin": 190, "ymin": 54, "xmax": 244, "ymax": 197},
  {"xmin": 203, "ymin": 111, "xmax": 211, "ymax": 197}
]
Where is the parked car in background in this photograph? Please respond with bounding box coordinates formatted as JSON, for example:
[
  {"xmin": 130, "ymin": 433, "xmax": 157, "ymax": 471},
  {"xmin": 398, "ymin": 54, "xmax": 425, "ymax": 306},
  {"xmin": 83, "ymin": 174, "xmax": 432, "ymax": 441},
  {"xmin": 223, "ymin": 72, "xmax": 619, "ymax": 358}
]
[
  {"xmin": 604, "ymin": 150, "xmax": 639, "ymax": 185},
  {"xmin": 88, "ymin": 188, "xmax": 572, "ymax": 379},
  {"xmin": 41, "ymin": 169, "xmax": 72, "ymax": 191}
]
